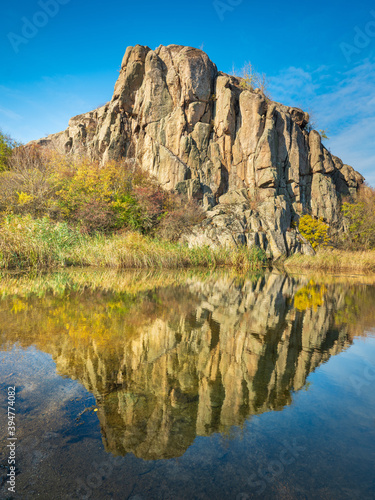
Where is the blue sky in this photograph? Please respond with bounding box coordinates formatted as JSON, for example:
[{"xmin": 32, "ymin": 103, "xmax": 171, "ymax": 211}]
[{"xmin": 1, "ymin": 0, "xmax": 374, "ymax": 185}]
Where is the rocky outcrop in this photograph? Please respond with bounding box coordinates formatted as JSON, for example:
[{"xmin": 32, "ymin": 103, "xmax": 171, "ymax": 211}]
[
  {"xmin": 33, "ymin": 44, "xmax": 364, "ymax": 256},
  {"xmin": 181, "ymin": 188, "xmax": 315, "ymax": 258}
]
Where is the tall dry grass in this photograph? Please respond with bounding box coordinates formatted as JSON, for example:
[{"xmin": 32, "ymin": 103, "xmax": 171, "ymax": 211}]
[
  {"xmin": 0, "ymin": 214, "xmax": 83, "ymax": 269},
  {"xmin": 72, "ymin": 232, "xmax": 268, "ymax": 271},
  {"xmin": 0, "ymin": 215, "xmax": 268, "ymax": 272},
  {"xmin": 285, "ymin": 248, "xmax": 375, "ymax": 273}
]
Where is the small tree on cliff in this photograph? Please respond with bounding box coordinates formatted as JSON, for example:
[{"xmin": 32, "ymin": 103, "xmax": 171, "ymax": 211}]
[
  {"xmin": 236, "ymin": 62, "xmax": 271, "ymax": 99},
  {"xmin": 319, "ymin": 129, "xmax": 330, "ymax": 140}
]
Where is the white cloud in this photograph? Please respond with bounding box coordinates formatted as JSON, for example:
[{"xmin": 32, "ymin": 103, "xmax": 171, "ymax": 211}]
[
  {"xmin": 0, "ymin": 106, "xmax": 22, "ymax": 121},
  {"xmin": 269, "ymin": 59, "xmax": 375, "ymax": 186},
  {"xmin": 329, "ymin": 117, "xmax": 375, "ymax": 187}
]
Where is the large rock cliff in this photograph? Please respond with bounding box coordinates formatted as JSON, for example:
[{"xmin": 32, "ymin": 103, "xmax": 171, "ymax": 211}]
[{"xmin": 35, "ymin": 44, "xmax": 365, "ymax": 257}]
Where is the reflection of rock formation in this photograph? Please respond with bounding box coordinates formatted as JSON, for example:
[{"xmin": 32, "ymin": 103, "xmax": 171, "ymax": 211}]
[
  {"xmin": 0, "ymin": 273, "xmax": 367, "ymax": 460},
  {"xmin": 95, "ymin": 275, "xmax": 351, "ymax": 459}
]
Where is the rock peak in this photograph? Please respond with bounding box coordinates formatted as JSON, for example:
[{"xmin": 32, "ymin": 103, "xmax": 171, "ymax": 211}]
[{"xmin": 33, "ymin": 44, "xmax": 364, "ymax": 257}]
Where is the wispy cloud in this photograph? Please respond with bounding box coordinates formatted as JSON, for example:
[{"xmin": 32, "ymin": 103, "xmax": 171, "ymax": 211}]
[
  {"xmin": 0, "ymin": 106, "xmax": 22, "ymax": 121},
  {"xmin": 0, "ymin": 73, "xmax": 113, "ymax": 142},
  {"xmin": 270, "ymin": 59, "xmax": 375, "ymax": 186}
]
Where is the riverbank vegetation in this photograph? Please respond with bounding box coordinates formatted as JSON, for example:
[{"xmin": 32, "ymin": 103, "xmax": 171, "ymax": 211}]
[
  {"xmin": 285, "ymin": 249, "xmax": 375, "ymax": 273},
  {"xmin": 0, "ymin": 131, "xmax": 374, "ymax": 273},
  {"xmin": 0, "ymin": 214, "xmax": 267, "ymax": 271},
  {"xmin": 0, "ymin": 133, "xmax": 267, "ymax": 271},
  {"xmin": 292, "ymin": 185, "xmax": 375, "ymax": 272}
]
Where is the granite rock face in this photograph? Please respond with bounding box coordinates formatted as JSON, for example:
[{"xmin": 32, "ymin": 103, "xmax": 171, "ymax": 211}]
[{"xmin": 34, "ymin": 44, "xmax": 365, "ymax": 256}]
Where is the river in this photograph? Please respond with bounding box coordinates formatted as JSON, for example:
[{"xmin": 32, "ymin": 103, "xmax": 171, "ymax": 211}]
[{"xmin": 0, "ymin": 270, "xmax": 374, "ymax": 499}]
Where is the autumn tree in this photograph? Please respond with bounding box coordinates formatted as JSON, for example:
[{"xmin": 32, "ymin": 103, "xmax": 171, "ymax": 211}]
[{"xmin": 341, "ymin": 186, "xmax": 375, "ymax": 250}]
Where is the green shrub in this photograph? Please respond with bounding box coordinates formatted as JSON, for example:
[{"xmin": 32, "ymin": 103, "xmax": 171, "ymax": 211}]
[{"xmin": 0, "ymin": 130, "xmax": 16, "ymax": 171}]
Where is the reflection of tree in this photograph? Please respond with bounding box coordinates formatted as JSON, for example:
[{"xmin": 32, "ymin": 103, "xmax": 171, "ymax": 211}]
[
  {"xmin": 334, "ymin": 285, "xmax": 375, "ymax": 338},
  {"xmin": 294, "ymin": 280, "xmax": 327, "ymax": 311},
  {"xmin": 0, "ymin": 272, "xmax": 373, "ymax": 460}
]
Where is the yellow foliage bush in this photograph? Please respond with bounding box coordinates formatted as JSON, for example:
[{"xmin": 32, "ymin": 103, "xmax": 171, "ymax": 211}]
[
  {"xmin": 299, "ymin": 215, "xmax": 330, "ymax": 249},
  {"xmin": 53, "ymin": 157, "xmax": 125, "ymax": 217},
  {"xmin": 17, "ymin": 191, "xmax": 34, "ymax": 206},
  {"xmin": 0, "ymin": 147, "xmax": 206, "ymax": 238}
]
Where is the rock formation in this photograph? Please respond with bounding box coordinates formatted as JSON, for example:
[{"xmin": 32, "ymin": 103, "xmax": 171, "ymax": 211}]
[{"xmin": 34, "ymin": 44, "xmax": 365, "ymax": 257}]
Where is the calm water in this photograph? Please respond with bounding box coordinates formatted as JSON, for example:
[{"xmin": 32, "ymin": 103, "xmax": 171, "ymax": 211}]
[{"xmin": 0, "ymin": 270, "xmax": 374, "ymax": 500}]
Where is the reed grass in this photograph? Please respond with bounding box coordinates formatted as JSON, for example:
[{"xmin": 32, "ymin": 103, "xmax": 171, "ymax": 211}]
[
  {"xmin": 0, "ymin": 215, "xmax": 83, "ymax": 270},
  {"xmin": 285, "ymin": 248, "xmax": 375, "ymax": 273},
  {"xmin": 72, "ymin": 232, "xmax": 267, "ymax": 271},
  {"xmin": 0, "ymin": 215, "xmax": 268, "ymax": 272}
]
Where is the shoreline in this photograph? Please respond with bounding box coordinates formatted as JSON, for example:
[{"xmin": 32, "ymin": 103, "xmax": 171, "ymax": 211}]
[
  {"xmin": 284, "ymin": 249, "xmax": 375, "ymax": 274},
  {"xmin": 1, "ymin": 217, "xmax": 374, "ymax": 274},
  {"xmin": 2, "ymin": 239, "xmax": 375, "ymax": 274}
]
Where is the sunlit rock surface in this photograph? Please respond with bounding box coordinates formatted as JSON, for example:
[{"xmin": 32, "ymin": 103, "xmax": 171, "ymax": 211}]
[{"xmin": 32, "ymin": 45, "xmax": 364, "ymax": 257}]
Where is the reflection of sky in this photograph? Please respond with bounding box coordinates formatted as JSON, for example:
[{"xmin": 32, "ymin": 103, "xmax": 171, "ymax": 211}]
[
  {"xmin": 0, "ymin": 333, "xmax": 374, "ymax": 498},
  {"xmin": 1, "ymin": 0, "xmax": 374, "ymax": 185},
  {"xmin": 0, "ymin": 345, "xmax": 88, "ymax": 418},
  {"xmin": 314, "ymin": 334, "xmax": 375, "ymax": 407}
]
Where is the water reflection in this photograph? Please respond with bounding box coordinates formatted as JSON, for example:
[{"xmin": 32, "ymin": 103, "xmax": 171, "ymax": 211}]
[{"xmin": 0, "ymin": 271, "xmax": 374, "ymax": 461}]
